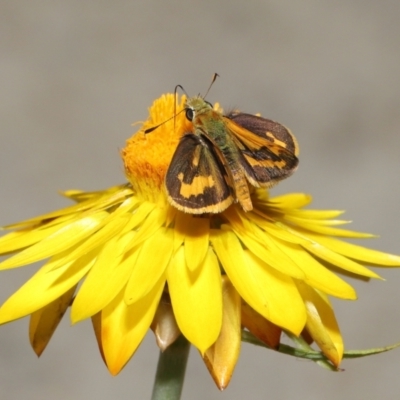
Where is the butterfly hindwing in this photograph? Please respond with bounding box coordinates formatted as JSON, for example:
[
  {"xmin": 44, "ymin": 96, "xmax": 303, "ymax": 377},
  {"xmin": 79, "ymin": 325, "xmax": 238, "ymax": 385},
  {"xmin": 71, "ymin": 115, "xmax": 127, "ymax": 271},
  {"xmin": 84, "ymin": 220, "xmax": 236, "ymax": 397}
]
[
  {"xmin": 223, "ymin": 114, "xmax": 299, "ymax": 187},
  {"xmin": 165, "ymin": 133, "xmax": 233, "ymax": 213}
]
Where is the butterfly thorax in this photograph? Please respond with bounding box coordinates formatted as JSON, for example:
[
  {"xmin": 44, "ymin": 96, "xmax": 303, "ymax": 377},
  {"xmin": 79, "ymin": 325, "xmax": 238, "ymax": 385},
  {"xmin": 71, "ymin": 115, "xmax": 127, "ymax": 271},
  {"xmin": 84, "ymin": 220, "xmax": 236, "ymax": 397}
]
[{"xmin": 186, "ymin": 97, "xmax": 230, "ymax": 144}]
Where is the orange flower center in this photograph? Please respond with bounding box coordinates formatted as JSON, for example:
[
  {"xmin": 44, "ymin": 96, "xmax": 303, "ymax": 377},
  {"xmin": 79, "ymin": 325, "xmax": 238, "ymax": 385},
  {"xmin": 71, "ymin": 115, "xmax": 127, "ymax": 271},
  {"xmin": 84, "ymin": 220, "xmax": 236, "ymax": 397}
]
[{"xmin": 121, "ymin": 94, "xmax": 192, "ymax": 204}]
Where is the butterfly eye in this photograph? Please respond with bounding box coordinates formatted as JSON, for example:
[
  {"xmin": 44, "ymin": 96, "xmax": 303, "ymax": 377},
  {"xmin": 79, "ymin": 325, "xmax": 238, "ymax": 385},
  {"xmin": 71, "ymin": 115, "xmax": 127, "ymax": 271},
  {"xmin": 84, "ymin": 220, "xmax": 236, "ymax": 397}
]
[{"xmin": 185, "ymin": 108, "xmax": 194, "ymax": 121}]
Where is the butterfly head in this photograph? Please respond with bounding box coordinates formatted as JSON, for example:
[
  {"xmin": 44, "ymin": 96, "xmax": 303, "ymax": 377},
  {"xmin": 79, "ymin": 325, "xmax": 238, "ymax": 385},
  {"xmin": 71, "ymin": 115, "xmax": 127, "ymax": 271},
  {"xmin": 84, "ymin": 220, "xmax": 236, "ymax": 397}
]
[{"xmin": 184, "ymin": 97, "xmax": 214, "ymax": 122}]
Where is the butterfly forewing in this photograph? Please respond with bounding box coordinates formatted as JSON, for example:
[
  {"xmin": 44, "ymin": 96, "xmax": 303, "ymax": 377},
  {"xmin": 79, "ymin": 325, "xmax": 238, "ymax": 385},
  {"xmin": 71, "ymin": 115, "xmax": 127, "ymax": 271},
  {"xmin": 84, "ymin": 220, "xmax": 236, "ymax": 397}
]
[
  {"xmin": 226, "ymin": 112, "xmax": 299, "ymax": 155},
  {"xmin": 165, "ymin": 133, "xmax": 233, "ymax": 213},
  {"xmin": 223, "ymin": 114, "xmax": 299, "ymax": 187}
]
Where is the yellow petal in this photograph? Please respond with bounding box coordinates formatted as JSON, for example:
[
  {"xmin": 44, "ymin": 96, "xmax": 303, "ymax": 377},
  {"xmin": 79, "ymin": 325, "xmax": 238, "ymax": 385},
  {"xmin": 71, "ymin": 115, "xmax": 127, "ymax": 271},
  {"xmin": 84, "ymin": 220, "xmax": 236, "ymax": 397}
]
[
  {"xmin": 91, "ymin": 312, "xmax": 106, "ymax": 364},
  {"xmin": 222, "ymin": 206, "xmax": 257, "ymax": 237},
  {"xmin": 124, "ymin": 206, "xmax": 167, "ymax": 251},
  {"xmin": 172, "ymin": 211, "xmax": 187, "ymax": 252},
  {"xmin": 4, "ymin": 186, "xmax": 130, "ymax": 229},
  {"xmin": 210, "ymin": 230, "xmax": 260, "ymax": 313},
  {"xmin": 0, "ymin": 250, "xmax": 96, "ymax": 323},
  {"xmin": 165, "ymin": 204, "xmax": 178, "ymax": 229},
  {"xmin": 296, "ymin": 282, "xmax": 344, "ymax": 366},
  {"xmin": 241, "ymin": 301, "xmax": 281, "ymax": 348},
  {"xmin": 211, "ymin": 230, "xmax": 306, "ymax": 334},
  {"xmin": 0, "ymin": 212, "xmax": 108, "ymax": 270},
  {"xmin": 71, "ymin": 232, "xmax": 138, "ymax": 322},
  {"xmin": 288, "ymin": 222, "xmax": 374, "ymax": 238},
  {"xmin": 237, "ymin": 225, "xmax": 305, "ymax": 279},
  {"xmin": 222, "ymin": 210, "xmax": 305, "ymax": 279},
  {"xmin": 251, "ymin": 188, "xmax": 269, "ymax": 203},
  {"xmin": 303, "ymin": 241, "xmax": 381, "ymax": 279},
  {"xmin": 0, "ymin": 218, "xmax": 76, "ymax": 255},
  {"xmin": 119, "ymin": 200, "xmax": 156, "ymax": 235},
  {"xmin": 50, "ymin": 214, "xmax": 131, "ymax": 271},
  {"xmin": 167, "ymin": 246, "xmax": 222, "ymax": 354},
  {"xmin": 267, "ymin": 193, "xmax": 313, "ymax": 209},
  {"xmin": 29, "ymin": 286, "xmax": 76, "ymax": 356},
  {"xmin": 101, "ymin": 275, "xmax": 165, "ymax": 375},
  {"xmin": 270, "ymin": 238, "xmax": 357, "ymax": 299},
  {"xmin": 243, "ymin": 250, "xmax": 306, "ymax": 334},
  {"xmin": 125, "ymin": 228, "xmax": 174, "ymax": 304},
  {"xmin": 283, "ymin": 214, "xmax": 351, "ymax": 226},
  {"xmin": 303, "ymin": 233, "xmax": 400, "ymax": 266},
  {"xmin": 250, "ymin": 216, "xmax": 308, "ymax": 245},
  {"xmin": 61, "ymin": 183, "xmax": 126, "ymax": 202},
  {"xmin": 184, "ymin": 216, "xmax": 210, "ymax": 271},
  {"xmin": 203, "ymin": 277, "xmax": 241, "ymax": 390},
  {"xmin": 282, "ymin": 209, "xmax": 345, "ymax": 220}
]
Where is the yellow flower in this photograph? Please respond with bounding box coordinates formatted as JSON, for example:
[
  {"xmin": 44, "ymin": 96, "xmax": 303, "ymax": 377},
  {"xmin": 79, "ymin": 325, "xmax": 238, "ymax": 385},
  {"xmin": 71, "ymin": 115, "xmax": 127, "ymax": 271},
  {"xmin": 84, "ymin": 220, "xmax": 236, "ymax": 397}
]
[{"xmin": 1, "ymin": 93, "xmax": 400, "ymax": 389}]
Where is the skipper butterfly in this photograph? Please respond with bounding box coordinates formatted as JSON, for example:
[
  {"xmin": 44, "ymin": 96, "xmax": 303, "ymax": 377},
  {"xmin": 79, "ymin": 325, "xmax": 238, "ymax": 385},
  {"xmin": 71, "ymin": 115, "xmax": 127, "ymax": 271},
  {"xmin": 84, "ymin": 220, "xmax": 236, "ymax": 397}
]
[{"xmin": 148, "ymin": 75, "xmax": 299, "ymax": 214}]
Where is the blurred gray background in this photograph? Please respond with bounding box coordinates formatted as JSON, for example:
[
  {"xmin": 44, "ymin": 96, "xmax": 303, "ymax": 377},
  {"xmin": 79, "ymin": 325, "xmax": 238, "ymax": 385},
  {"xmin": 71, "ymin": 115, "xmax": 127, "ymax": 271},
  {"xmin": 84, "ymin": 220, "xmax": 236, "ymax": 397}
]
[{"xmin": 1, "ymin": 1, "xmax": 400, "ymax": 399}]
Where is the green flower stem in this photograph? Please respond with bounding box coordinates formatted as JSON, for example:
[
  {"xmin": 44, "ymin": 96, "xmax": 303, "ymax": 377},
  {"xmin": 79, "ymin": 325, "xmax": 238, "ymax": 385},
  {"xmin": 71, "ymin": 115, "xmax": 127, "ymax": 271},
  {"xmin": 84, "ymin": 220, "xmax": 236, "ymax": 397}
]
[
  {"xmin": 241, "ymin": 330, "xmax": 400, "ymax": 370},
  {"xmin": 151, "ymin": 335, "xmax": 191, "ymax": 400}
]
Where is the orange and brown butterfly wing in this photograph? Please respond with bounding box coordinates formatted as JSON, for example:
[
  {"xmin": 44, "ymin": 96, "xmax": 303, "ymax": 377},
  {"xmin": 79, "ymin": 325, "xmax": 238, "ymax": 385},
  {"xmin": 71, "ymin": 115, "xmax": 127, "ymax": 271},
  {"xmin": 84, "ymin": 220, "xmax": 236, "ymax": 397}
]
[
  {"xmin": 224, "ymin": 113, "xmax": 299, "ymax": 188},
  {"xmin": 226, "ymin": 112, "xmax": 299, "ymax": 155},
  {"xmin": 165, "ymin": 133, "xmax": 234, "ymax": 214}
]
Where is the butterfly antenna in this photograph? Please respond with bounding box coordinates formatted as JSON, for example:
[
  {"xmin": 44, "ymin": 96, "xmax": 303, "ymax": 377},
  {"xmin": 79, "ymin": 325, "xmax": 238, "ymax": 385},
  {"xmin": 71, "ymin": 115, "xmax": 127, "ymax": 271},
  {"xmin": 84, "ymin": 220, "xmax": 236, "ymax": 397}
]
[
  {"xmin": 144, "ymin": 114, "xmax": 177, "ymax": 134},
  {"xmin": 145, "ymin": 84, "xmax": 188, "ymax": 134},
  {"xmin": 175, "ymin": 84, "xmax": 188, "ymax": 97},
  {"xmin": 144, "ymin": 108, "xmax": 185, "ymax": 134},
  {"xmin": 174, "ymin": 84, "xmax": 189, "ymax": 131},
  {"xmin": 203, "ymin": 72, "xmax": 219, "ymax": 99}
]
